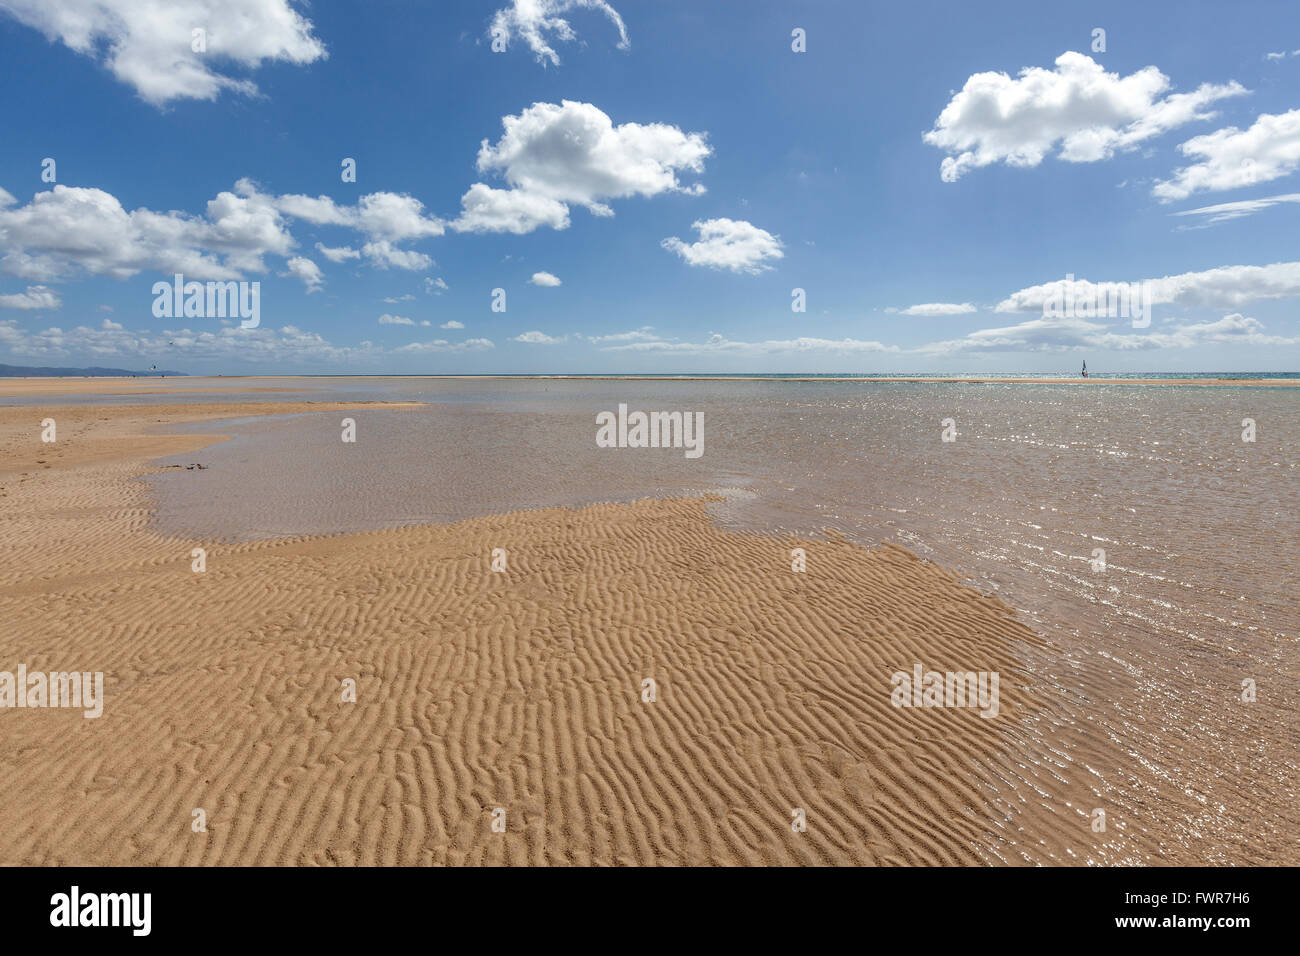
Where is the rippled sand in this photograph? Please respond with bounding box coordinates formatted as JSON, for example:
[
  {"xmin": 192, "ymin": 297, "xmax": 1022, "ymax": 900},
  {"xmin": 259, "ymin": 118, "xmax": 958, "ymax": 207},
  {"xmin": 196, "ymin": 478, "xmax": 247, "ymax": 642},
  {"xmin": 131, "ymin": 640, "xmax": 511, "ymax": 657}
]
[{"xmin": 1, "ymin": 380, "xmax": 1296, "ymax": 864}]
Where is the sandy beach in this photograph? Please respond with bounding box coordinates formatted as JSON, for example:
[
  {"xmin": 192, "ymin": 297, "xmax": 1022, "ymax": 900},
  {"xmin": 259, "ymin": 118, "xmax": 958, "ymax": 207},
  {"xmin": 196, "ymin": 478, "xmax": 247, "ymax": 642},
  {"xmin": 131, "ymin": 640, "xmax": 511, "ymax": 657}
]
[
  {"xmin": 2, "ymin": 379, "xmax": 1296, "ymax": 866},
  {"xmin": 0, "ymin": 396, "xmax": 1062, "ymax": 865}
]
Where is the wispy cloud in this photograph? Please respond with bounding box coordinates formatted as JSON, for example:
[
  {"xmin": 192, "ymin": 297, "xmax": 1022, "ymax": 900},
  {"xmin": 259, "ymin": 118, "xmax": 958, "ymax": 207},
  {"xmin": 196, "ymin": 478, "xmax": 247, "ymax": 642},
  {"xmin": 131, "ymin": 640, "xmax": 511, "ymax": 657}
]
[
  {"xmin": 1172, "ymin": 193, "xmax": 1300, "ymax": 226},
  {"xmin": 996, "ymin": 261, "xmax": 1300, "ymax": 312},
  {"xmin": 918, "ymin": 312, "xmax": 1300, "ymax": 354},
  {"xmin": 885, "ymin": 302, "xmax": 977, "ymax": 316},
  {"xmin": 601, "ymin": 333, "xmax": 896, "ymax": 355},
  {"xmin": 489, "ymin": 0, "xmax": 629, "ymax": 66}
]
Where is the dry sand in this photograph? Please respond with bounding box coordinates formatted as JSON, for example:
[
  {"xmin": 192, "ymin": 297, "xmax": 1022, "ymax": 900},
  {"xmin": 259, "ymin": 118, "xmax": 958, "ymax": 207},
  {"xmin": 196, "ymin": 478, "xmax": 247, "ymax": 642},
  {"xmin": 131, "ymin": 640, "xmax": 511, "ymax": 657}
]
[{"xmin": 1, "ymin": 400, "xmax": 1065, "ymax": 865}]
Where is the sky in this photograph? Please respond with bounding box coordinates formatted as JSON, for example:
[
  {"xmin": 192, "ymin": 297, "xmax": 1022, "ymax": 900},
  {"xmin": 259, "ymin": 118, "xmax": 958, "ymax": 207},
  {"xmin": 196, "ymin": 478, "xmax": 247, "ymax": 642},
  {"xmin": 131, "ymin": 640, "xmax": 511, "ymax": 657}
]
[{"xmin": 1, "ymin": 0, "xmax": 1299, "ymax": 374}]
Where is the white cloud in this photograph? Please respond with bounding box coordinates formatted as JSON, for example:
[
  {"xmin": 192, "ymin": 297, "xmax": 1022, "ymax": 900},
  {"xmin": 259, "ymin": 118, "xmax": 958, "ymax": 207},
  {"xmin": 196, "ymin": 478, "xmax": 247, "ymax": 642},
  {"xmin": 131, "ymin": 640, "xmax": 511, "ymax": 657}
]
[
  {"xmin": 378, "ymin": 313, "xmax": 415, "ymax": 326},
  {"xmin": 530, "ymin": 271, "xmax": 562, "ymax": 286},
  {"xmin": 924, "ymin": 52, "xmax": 1246, "ymax": 181},
  {"xmin": 661, "ymin": 218, "xmax": 783, "ymax": 274},
  {"xmin": 1, "ymin": 319, "xmax": 364, "ymax": 365},
  {"xmin": 919, "ymin": 312, "xmax": 1300, "ymax": 354},
  {"xmin": 283, "ymin": 255, "xmax": 322, "ymax": 292},
  {"xmin": 1172, "ymin": 192, "xmax": 1300, "ymax": 225},
  {"xmin": 0, "ymin": 178, "xmax": 439, "ymax": 300},
  {"xmin": 0, "ymin": 284, "xmax": 60, "ymax": 310},
  {"xmin": 996, "ymin": 262, "xmax": 1300, "ymax": 312},
  {"xmin": 489, "ymin": 0, "xmax": 629, "ymax": 67},
  {"xmin": 425, "ymin": 276, "xmax": 448, "ymax": 295},
  {"xmin": 453, "ymin": 101, "xmax": 709, "ymax": 233},
  {"xmin": 0, "ymin": 181, "xmax": 293, "ymax": 281},
  {"xmin": 360, "ymin": 241, "xmax": 432, "ymax": 271},
  {"xmin": 274, "ymin": 187, "xmax": 441, "ymax": 232},
  {"xmin": 0, "ymin": 316, "xmax": 498, "ymax": 366},
  {"xmin": 0, "ymin": 0, "xmax": 326, "ymax": 105},
  {"xmin": 315, "ymin": 242, "xmax": 361, "ymax": 263},
  {"xmin": 512, "ymin": 330, "xmax": 566, "ymax": 344},
  {"xmin": 348, "ymin": 192, "xmax": 445, "ymax": 242},
  {"xmin": 440, "ymin": 320, "xmax": 464, "ymax": 329},
  {"xmin": 276, "ymin": 188, "xmax": 442, "ymax": 267},
  {"xmin": 393, "ymin": 337, "xmax": 494, "ymax": 353},
  {"xmin": 581, "ymin": 325, "xmax": 658, "ymax": 343},
  {"xmin": 451, "ymin": 183, "xmax": 569, "ymax": 234},
  {"xmin": 383, "ymin": 293, "xmax": 416, "ymax": 303},
  {"xmin": 1153, "ymin": 110, "xmax": 1300, "ymax": 200},
  {"xmin": 886, "ymin": 302, "xmax": 976, "ymax": 316},
  {"xmin": 601, "ymin": 333, "xmax": 897, "ymax": 355}
]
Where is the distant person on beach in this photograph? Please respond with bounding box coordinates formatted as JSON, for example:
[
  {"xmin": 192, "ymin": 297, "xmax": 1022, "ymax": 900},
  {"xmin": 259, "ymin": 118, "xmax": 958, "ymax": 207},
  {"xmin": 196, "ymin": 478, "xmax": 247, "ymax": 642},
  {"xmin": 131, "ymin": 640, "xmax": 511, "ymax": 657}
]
[{"xmin": 1082, "ymin": 360, "xmax": 1088, "ymax": 378}]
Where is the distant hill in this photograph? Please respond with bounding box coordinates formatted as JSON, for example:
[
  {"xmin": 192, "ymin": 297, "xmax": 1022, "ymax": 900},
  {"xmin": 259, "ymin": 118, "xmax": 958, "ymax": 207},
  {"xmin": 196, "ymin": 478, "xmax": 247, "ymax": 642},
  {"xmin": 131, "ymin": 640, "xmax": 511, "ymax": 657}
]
[{"xmin": 0, "ymin": 363, "xmax": 187, "ymax": 377}]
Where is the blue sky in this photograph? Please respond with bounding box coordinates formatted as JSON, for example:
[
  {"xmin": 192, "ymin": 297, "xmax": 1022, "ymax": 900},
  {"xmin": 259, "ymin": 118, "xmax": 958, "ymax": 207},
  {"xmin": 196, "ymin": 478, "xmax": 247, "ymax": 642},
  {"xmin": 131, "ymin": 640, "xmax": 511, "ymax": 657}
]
[{"xmin": 1, "ymin": 0, "xmax": 1299, "ymax": 374}]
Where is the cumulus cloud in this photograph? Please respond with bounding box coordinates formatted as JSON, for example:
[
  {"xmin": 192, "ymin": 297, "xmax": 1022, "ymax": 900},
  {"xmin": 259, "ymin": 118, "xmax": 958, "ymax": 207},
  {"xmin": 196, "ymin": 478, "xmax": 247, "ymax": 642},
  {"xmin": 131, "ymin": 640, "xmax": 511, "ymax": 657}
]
[
  {"xmin": 0, "ymin": 0, "xmax": 326, "ymax": 105},
  {"xmin": 453, "ymin": 101, "xmax": 709, "ymax": 233},
  {"xmin": 489, "ymin": 0, "xmax": 629, "ymax": 66},
  {"xmin": 0, "ymin": 180, "xmax": 293, "ymax": 281},
  {"xmin": 0, "ymin": 177, "xmax": 440, "ymax": 299},
  {"xmin": 996, "ymin": 261, "xmax": 1300, "ymax": 312},
  {"xmin": 886, "ymin": 302, "xmax": 976, "ymax": 316},
  {"xmin": 661, "ymin": 218, "xmax": 783, "ymax": 274},
  {"xmin": 378, "ymin": 313, "xmax": 415, "ymax": 326},
  {"xmin": 276, "ymin": 187, "xmax": 443, "ymax": 267},
  {"xmin": 1153, "ymin": 110, "xmax": 1300, "ymax": 200},
  {"xmin": 512, "ymin": 330, "xmax": 566, "ymax": 344},
  {"xmin": 530, "ymin": 271, "xmax": 562, "ymax": 286},
  {"xmin": 440, "ymin": 320, "xmax": 464, "ymax": 329},
  {"xmin": 425, "ymin": 276, "xmax": 448, "ymax": 295},
  {"xmin": 451, "ymin": 183, "xmax": 569, "ymax": 234},
  {"xmin": 0, "ymin": 284, "xmax": 60, "ymax": 310},
  {"xmin": 924, "ymin": 52, "xmax": 1246, "ymax": 181},
  {"xmin": 283, "ymin": 255, "xmax": 322, "ymax": 292}
]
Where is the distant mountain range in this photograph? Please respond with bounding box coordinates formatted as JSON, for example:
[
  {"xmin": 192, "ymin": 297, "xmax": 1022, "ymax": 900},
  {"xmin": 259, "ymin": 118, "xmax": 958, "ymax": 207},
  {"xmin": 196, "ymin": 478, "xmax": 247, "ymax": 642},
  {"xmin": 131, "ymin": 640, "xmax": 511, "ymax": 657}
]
[{"xmin": 0, "ymin": 363, "xmax": 188, "ymax": 377}]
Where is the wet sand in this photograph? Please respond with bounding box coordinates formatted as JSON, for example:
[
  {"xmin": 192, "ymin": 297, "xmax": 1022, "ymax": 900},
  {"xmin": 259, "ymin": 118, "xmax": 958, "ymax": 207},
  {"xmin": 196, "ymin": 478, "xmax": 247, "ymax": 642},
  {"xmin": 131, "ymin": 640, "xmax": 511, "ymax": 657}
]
[{"xmin": 0, "ymin": 399, "xmax": 1067, "ymax": 865}]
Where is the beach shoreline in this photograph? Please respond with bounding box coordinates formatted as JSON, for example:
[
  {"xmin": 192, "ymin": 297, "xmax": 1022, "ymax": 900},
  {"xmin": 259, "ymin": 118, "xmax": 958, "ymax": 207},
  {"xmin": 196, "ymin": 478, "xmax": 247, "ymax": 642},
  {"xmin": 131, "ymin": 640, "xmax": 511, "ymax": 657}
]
[{"xmin": 2, "ymin": 374, "xmax": 1297, "ymax": 400}]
